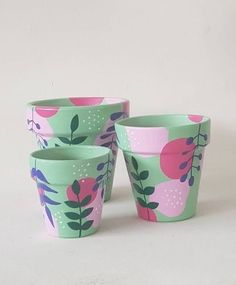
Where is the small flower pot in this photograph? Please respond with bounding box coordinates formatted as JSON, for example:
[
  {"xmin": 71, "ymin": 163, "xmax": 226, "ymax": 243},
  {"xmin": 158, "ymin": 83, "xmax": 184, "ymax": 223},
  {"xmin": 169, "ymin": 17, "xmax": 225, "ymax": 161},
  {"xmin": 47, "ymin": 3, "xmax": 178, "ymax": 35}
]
[
  {"xmin": 115, "ymin": 114, "xmax": 211, "ymax": 222},
  {"xmin": 29, "ymin": 145, "xmax": 111, "ymax": 238},
  {"xmin": 26, "ymin": 97, "xmax": 129, "ymax": 202}
]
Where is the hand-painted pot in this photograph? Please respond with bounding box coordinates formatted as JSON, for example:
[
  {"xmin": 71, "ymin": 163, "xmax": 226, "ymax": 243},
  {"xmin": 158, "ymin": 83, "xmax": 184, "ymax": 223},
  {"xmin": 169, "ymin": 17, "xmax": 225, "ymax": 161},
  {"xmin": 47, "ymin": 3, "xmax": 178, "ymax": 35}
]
[
  {"xmin": 29, "ymin": 146, "xmax": 111, "ymax": 238},
  {"xmin": 26, "ymin": 97, "xmax": 129, "ymax": 201},
  {"xmin": 115, "ymin": 114, "xmax": 211, "ymax": 222}
]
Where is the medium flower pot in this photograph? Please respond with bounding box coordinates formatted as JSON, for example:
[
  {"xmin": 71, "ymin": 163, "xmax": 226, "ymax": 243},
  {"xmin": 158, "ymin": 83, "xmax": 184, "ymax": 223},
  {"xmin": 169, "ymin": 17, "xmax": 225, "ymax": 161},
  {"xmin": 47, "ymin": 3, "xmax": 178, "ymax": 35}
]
[
  {"xmin": 115, "ymin": 114, "xmax": 210, "ymax": 222},
  {"xmin": 27, "ymin": 97, "xmax": 129, "ymax": 201}
]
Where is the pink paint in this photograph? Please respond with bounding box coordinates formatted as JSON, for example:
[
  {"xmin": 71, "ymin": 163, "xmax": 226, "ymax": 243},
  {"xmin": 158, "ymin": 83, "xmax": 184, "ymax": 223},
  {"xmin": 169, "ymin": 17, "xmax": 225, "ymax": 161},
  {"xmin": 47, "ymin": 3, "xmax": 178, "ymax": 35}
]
[
  {"xmin": 126, "ymin": 127, "xmax": 168, "ymax": 154},
  {"xmin": 67, "ymin": 177, "xmax": 97, "ymax": 205},
  {"xmin": 35, "ymin": 107, "xmax": 58, "ymax": 118},
  {"xmin": 188, "ymin": 114, "xmax": 203, "ymax": 123},
  {"xmin": 150, "ymin": 180, "xmax": 190, "ymax": 217},
  {"xmin": 26, "ymin": 108, "xmax": 54, "ymax": 141},
  {"xmin": 160, "ymin": 138, "xmax": 195, "ymax": 179},
  {"xmin": 69, "ymin": 97, "xmax": 104, "ymax": 106},
  {"xmin": 42, "ymin": 207, "xmax": 59, "ymax": 237},
  {"xmin": 136, "ymin": 203, "xmax": 157, "ymax": 222}
]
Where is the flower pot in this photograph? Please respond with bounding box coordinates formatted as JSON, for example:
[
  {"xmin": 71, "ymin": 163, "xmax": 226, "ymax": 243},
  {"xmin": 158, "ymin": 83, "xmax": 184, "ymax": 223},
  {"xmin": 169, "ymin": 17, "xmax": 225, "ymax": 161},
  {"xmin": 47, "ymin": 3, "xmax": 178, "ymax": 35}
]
[
  {"xmin": 26, "ymin": 97, "xmax": 129, "ymax": 201},
  {"xmin": 29, "ymin": 146, "xmax": 111, "ymax": 238},
  {"xmin": 115, "ymin": 114, "xmax": 210, "ymax": 222}
]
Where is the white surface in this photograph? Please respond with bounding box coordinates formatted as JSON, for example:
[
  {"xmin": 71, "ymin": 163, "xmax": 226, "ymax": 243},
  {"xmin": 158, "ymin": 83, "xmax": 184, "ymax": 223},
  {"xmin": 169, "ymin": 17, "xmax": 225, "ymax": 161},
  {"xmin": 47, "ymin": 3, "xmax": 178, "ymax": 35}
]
[{"xmin": 0, "ymin": 0, "xmax": 236, "ymax": 284}]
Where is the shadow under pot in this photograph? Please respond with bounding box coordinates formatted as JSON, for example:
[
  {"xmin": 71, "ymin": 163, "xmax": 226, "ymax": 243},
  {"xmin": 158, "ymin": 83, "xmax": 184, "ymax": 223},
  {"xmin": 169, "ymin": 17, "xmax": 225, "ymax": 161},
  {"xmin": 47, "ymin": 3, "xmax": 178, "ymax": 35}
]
[
  {"xmin": 26, "ymin": 97, "xmax": 130, "ymax": 202},
  {"xmin": 115, "ymin": 114, "xmax": 211, "ymax": 222},
  {"xmin": 29, "ymin": 145, "xmax": 111, "ymax": 238}
]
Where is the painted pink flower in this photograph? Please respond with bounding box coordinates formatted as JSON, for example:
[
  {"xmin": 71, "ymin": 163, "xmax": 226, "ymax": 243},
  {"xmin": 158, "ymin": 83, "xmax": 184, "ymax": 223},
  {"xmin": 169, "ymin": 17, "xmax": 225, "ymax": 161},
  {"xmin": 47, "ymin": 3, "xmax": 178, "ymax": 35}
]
[
  {"xmin": 66, "ymin": 177, "xmax": 98, "ymax": 204},
  {"xmin": 188, "ymin": 114, "xmax": 203, "ymax": 123},
  {"xmin": 160, "ymin": 138, "xmax": 195, "ymax": 179},
  {"xmin": 69, "ymin": 97, "xmax": 104, "ymax": 106}
]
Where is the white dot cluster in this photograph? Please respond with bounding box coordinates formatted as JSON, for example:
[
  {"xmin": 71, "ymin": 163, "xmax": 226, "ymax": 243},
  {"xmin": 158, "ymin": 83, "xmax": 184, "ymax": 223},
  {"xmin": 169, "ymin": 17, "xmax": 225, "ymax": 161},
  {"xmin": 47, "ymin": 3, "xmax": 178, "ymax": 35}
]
[
  {"xmin": 118, "ymin": 129, "xmax": 130, "ymax": 150},
  {"xmin": 82, "ymin": 109, "xmax": 106, "ymax": 131},
  {"xmin": 54, "ymin": 210, "xmax": 66, "ymax": 229},
  {"xmin": 126, "ymin": 129, "xmax": 141, "ymax": 149},
  {"xmin": 163, "ymin": 188, "xmax": 183, "ymax": 208},
  {"xmin": 72, "ymin": 163, "xmax": 90, "ymax": 177}
]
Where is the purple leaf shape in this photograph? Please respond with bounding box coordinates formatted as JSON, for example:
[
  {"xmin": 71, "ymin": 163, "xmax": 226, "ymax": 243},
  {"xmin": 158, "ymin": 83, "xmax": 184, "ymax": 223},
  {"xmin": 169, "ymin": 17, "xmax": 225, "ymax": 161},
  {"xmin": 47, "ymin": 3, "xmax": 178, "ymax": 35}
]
[
  {"xmin": 45, "ymin": 205, "xmax": 54, "ymax": 227},
  {"xmin": 43, "ymin": 195, "xmax": 61, "ymax": 205},
  {"xmin": 31, "ymin": 168, "xmax": 37, "ymax": 178},
  {"xmin": 36, "ymin": 170, "xmax": 49, "ymax": 183},
  {"xmin": 37, "ymin": 182, "xmax": 58, "ymax": 193}
]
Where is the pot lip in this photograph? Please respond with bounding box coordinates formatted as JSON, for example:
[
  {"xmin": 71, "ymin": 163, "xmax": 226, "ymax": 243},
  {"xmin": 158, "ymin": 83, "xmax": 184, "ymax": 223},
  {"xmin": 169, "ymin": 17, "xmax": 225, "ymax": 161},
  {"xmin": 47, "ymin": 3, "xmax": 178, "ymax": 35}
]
[
  {"xmin": 30, "ymin": 145, "xmax": 110, "ymax": 163},
  {"xmin": 115, "ymin": 114, "xmax": 210, "ymax": 130},
  {"xmin": 27, "ymin": 97, "xmax": 129, "ymax": 110}
]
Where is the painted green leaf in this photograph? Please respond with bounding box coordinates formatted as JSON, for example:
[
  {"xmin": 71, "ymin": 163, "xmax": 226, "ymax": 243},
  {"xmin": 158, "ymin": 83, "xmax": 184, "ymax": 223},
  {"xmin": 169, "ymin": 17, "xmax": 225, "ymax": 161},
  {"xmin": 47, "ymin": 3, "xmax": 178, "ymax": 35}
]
[
  {"xmin": 72, "ymin": 180, "xmax": 80, "ymax": 194},
  {"xmin": 131, "ymin": 172, "xmax": 139, "ymax": 180},
  {"xmin": 81, "ymin": 220, "xmax": 93, "ymax": 230},
  {"xmin": 65, "ymin": 201, "xmax": 79, "ymax": 208},
  {"xmin": 68, "ymin": 221, "xmax": 80, "ymax": 230},
  {"xmin": 139, "ymin": 170, "xmax": 149, "ymax": 180},
  {"xmin": 71, "ymin": 136, "xmax": 87, "ymax": 144},
  {"xmin": 131, "ymin": 156, "xmax": 138, "ymax": 171},
  {"xmin": 58, "ymin": 137, "xmax": 71, "ymax": 144},
  {"xmin": 147, "ymin": 202, "xmax": 159, "ymax": 209},
  {"xmin": 137, "ymin": 197, "xmax": 147, "ymax": 207},
  {"xmin": 143, "ymin": 186, "xmax": 155, "ymax": 195},
  {"xmin": 133, "ymin": 183, "xmax": 143, "ymax": 194},
  {"xmin": 65, "ymin": 212, "xmax": 80, "ymax": 220},
  {"xmin": 80, "ymin": 207, "xmax": 93, "ymax": 218},
  {"xmin": 70, "ymin": 115, "xmax": 79, "ymax": 133},
  {"xmin": 80, "ymin": 195, "xmax": 92, "ymax": 207}
]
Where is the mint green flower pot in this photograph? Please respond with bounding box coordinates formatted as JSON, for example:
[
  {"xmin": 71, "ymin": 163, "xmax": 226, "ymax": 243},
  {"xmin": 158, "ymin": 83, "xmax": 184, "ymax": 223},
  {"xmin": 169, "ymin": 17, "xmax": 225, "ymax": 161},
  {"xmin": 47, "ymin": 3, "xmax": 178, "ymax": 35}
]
[
  {"xmin": 30, "ymin": 146, "xmax": 111, "ymax": 238},
  {"xmin": 26, "ymin": 97, "xmax": 129, "ymax": 201},
  {"xmin": 115, "ymin": 114, "xmax": 211, "ymax": 222}
]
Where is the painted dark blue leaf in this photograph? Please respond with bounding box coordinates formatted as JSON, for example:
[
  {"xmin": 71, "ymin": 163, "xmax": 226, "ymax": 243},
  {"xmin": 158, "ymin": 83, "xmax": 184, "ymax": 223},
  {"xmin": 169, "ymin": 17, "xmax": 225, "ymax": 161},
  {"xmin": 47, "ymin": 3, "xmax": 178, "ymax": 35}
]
[
  {"xmin": 110, "ymin": 112, "xmax": 124, "ymax": 121},
  {"xmin": 198, "ymin": 153, "xmax": 202, "ymax": 160},
  {"xmin": 36, "ymin": 170, "xmax": 49, "ymax": 183},
  {"xmin": 43, "ymin": 195, "xmax": 60, "ymax": 205},
  {"xmin": 35, "ymin": 123, "xmax": 40, "ymax": 130},
  {"xmin": 106, "ymin": 125, "xmax": 115, "ymax": 132},
  {"xmin": 186, "ymin": 137, "xmax": 194, "ymax": 145},
  {"xmin": 189, "ymin": 176, "xmax": 194, "ymax": 186},
  {"xmin": 204, "ymin": 134, "xmax": 208, "ymax": 141},
  {"xmin": 96, "ymin": 175, "xmax": 104, "ymax": 182},
  {"xmin": 31, "ymin": 168, "xmax": 37, "ymax": 178},
  {"xmin": 97, "ymin": 163, "xmax": 105, "ymax": 171},
  {"xmin": 37, "ymin": 182, "xmax": 58, "ymax": 193},
  {"xmin": 93, "ymin": 183, "xmax": 100, "ymax": 192},
  {"xmin": 101, "ymin": 142, "xmax": 111, "ymax": 148},
  {"xmin": 179, "ymin": 161, "xmax": 188, "ymax": 169},
  {"xmin": 45, "ymin": 205, "xmax": 54, "ymax": 227},
  {"xmin": 180, "ymin": 173, "xmax": 188, "ymax": 182},
  {"xmin": 101, "ymin": 188, "xmax": 104, "ymax": 199},
  {"xmin": 100, "ymin": 133, "xmax": 113, "ymax": 139},
  {"xmin": 43, "ymin": 139, "xmax": 48, "ymax": 146}
]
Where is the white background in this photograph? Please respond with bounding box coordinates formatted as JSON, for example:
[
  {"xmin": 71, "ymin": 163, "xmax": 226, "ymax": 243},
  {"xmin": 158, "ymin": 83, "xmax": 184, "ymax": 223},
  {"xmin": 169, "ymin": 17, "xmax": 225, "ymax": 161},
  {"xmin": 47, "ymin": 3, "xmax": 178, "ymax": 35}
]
[{"xmin": 0, "ymin": 0, "xmax": 235, "ymax": 284}]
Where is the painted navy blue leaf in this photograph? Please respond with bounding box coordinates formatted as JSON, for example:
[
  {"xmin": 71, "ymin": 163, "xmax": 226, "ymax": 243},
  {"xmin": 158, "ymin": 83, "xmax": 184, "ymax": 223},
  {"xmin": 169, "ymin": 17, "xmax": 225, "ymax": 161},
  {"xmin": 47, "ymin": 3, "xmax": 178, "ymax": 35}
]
[
  {"xmin": 31, "ymin": 168, "xmax": 37, "ymax": 178},
  {"xmin": 106, "ymin": 125, "xmax": 115, "ymax": 132},
  {"xmin": 93, "ymin": 183, "xmax": 100, "ymax": 192},
  {"xmin": 180, "ymin": 173, "xmax": 188, "ymax": 182},
  {"xmin": 43, "ymin": 139, "xmax": 48, "ymax": 146},
  {"xmin": 96, "ymin": 175, "xmax": 104, "ymax": 182},
  {"xmin": 179, "ymin": 161, "xmax": 188, "ymax": 169},
  {"xmin": 35, "ymin": 123, "xmax": 40, "ymax": 130},
  {"xmin": 101, "ymin": 142, "xmax": 111, "ymax": 147},
  {"xmin": 110, "ymin": 112, "xmax": 124, "ymax": 121},
  {"xmin": 97, "ymin": 163, "xmax": 105, "ymax": 171},
  {"xmin": 36, "ymin": 170, "xmax": 49, "ymax": 183},
  {"xmin": 186, "ymin": 137, "xmax": 194, "ymax": 145},
  {"xmin": 45, "ymin": 205, "xmax": 54, "ymax": 227},
  {"xmin": 43, "ymin": 195, "xmax": 61, "ymax": 205},
  {"xmin": 189, "ymin": 176, "xmax": 194, "ymax": 186},
  {"xmin": 37, "ymin": 182, "xmax": 58, "ymax": 193},
  {"xmin": 100, "ymin": 133, "xmax": 113, "ymax": 139}
]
